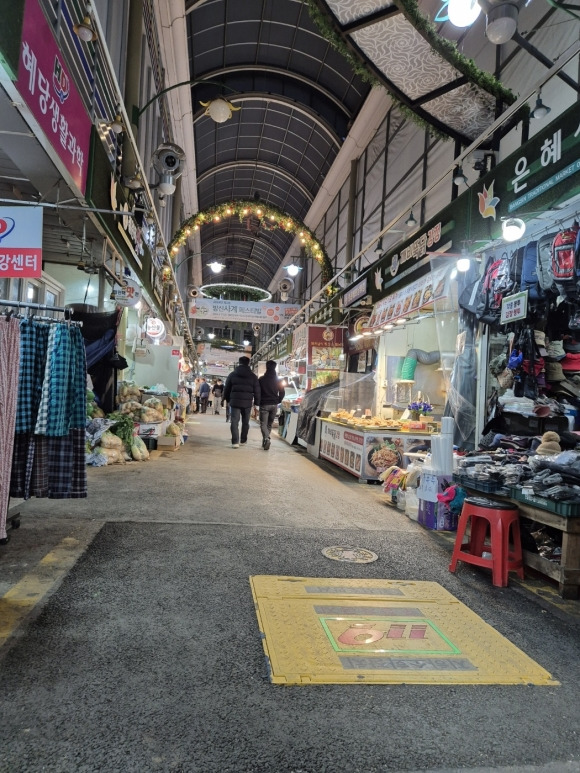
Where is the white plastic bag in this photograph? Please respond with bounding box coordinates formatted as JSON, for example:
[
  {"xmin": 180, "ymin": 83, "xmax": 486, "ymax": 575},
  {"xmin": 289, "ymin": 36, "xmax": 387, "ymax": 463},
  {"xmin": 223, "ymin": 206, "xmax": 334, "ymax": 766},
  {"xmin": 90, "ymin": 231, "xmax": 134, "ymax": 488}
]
[{"xmin": 405, "ymin": 489, "xmax": 419, "ymax": 521}]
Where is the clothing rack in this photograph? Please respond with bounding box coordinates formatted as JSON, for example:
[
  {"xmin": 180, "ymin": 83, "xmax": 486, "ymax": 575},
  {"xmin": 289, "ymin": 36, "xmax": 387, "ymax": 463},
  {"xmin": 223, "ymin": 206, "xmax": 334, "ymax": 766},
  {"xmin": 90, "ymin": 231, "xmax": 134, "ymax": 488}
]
[
  {"xmin": 0, "ymin": 299, "xmax": 82, "ymax": 326},
  {"xmin": 0, "ymin": 299, "xmax": 83, "ymax": 544}
]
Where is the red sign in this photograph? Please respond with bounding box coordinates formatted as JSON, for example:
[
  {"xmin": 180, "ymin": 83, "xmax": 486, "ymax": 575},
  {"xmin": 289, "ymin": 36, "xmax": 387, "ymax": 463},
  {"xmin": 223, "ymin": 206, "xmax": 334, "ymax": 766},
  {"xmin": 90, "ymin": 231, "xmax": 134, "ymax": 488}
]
[
  {"xmin": 16, "ymin": 0, "xmax": 91, "ymax": 194},
  {"xmin": 0, "ymin": 206, "xmax": 43, "ymax": 278}
]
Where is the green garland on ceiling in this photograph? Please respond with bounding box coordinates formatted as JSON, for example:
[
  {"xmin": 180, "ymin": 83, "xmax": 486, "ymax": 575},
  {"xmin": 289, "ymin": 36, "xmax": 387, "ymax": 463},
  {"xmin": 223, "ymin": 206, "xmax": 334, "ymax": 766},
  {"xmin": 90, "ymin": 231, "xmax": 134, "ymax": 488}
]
[
  {"xmin": 168, "ymin": 199, "xmax": 334, "ymax": 284},
  {"xmin": 304, "ymin": 0, "xmax": 520, "ymax": 140}
]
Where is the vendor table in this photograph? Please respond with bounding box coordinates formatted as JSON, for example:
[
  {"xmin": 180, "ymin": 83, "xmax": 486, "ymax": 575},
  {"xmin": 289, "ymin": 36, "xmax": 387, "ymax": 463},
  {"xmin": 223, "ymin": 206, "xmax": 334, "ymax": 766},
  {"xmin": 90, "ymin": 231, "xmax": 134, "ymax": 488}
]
[
  {"xmin": 318, "ymin": 418, "xmax": 432, "ymax": 482},
  {"xmin": 515, "ymin": 499, "xmax": 580, "ymax": 599},
  {"xmin": 462, "ymin": 487, "xmax": 580, "ymax": 599}
]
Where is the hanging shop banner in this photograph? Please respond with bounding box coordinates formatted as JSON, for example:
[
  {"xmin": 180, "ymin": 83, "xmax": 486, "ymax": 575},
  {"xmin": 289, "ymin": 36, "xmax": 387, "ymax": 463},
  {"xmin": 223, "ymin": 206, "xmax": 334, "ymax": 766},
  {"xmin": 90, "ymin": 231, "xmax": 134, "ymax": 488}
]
[
  {"xmin": 188, "ymin": 298, "xmax": 300, "ymax": 323},
  {"xmin": 367, "ymin": 266, "xmax": 449, "ymax": 331},
  {"xmin": 15, "ymin": 0, "xmax": 92, "ymax": 194},
  {"xmin": 110, "ymin": 277, "xmax": 142, "ymax": 307},
  {"xmin": 0, "ymin": 205, "xmax": 42, "ymax": 278}
]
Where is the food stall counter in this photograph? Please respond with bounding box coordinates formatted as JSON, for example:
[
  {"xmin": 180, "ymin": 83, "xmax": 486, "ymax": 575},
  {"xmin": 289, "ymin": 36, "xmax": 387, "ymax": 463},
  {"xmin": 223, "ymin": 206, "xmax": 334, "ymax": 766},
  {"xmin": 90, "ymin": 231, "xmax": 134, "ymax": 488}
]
[{"xmin": 318, "ymin": 417, "xmax": 432, "ymax": 482}]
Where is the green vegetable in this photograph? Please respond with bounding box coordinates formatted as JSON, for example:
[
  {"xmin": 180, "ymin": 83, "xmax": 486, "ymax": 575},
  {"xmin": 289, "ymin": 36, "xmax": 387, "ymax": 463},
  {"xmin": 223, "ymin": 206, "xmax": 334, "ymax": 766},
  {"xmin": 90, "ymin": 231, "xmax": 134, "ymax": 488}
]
[{"xmin": 108, "ymin": 412, "xmax": 135, "ymax": 452}]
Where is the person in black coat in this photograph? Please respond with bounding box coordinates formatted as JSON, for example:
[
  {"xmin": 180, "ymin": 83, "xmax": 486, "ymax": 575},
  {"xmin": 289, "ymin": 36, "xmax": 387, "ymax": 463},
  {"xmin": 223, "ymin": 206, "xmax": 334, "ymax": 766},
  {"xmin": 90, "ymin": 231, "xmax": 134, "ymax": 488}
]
[
  {"xmin": 257, "ymin": 360, "xmax": 285, "ymax": 450},
  {"xmin": 223, "ymin": 356, "xmax": 260, "ymax": 448}
]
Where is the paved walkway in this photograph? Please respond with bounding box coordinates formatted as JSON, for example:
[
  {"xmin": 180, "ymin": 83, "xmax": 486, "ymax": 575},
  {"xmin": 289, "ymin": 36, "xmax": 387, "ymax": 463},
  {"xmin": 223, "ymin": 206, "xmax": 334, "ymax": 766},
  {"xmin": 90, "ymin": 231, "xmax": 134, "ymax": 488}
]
[{"xmin": 1, "ymin": 414, "xmax": 580, "ymax": 772}]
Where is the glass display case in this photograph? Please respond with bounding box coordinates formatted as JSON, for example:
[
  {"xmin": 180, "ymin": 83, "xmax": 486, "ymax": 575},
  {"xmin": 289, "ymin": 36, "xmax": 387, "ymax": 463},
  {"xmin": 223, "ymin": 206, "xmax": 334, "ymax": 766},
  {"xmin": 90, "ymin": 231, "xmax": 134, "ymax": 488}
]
[{"xmin": 317, "ymin": 372, "xmax": 434, "ymax": 482}]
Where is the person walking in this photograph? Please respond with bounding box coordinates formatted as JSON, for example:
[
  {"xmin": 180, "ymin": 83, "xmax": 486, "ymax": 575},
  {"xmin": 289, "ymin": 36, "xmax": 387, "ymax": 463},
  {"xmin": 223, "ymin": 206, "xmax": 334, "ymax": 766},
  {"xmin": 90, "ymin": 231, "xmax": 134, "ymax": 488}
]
[
  {"xmin": 212, "ymin": 379, "xmax": 224, "ymax": 414},
  {"xmin": 257, "ymin": 360, "xmax": 285, "ymax": 450},
  {"xmin": 199, "ymin": 378, "xmax": 210, "ymax": 413},
  {"xmin": 192, "ymin": 377, "xmax": 201, "ymax": 413},
  {"xmin": 223, "ymin": 356, "xmax": 260, "ymax": 448}
]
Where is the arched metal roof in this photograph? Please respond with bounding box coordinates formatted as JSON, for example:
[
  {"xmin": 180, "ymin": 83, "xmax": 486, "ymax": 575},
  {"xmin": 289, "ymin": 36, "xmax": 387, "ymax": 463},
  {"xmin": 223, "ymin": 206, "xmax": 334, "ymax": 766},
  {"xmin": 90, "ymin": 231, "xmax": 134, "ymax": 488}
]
[{"xmin": 184, "ymin": 0, "xmax": 370, "ymax": 289}]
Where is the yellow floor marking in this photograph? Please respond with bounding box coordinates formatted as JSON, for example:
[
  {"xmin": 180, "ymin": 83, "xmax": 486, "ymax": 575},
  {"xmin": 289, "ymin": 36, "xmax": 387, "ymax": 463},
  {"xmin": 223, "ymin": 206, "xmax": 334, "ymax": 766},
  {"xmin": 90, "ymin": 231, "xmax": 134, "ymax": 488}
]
[
  {"xmin": 0, "ymin": 537, "xmax": 85, "ymax": 647},
  {"xmin": 250, "ymin": 576, "xmax": 558, "ymax": 686}
]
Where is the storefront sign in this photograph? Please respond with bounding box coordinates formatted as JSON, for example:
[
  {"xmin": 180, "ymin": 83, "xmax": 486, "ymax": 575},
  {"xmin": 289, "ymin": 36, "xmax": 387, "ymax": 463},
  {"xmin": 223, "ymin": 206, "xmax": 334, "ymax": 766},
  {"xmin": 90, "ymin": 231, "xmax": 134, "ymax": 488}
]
[
  {"xmin": 110, "ymin": 177, "xmax": 143, "ymax": 269},
  {"xmin": 500, "ymin": 290, "xmax": 528, "ymax": 324},
  {"xmin": 390, "ymin": 223, "xmax": 442, "ymax": 278},
  {"xmin": 0, "ymin": 205, "xmax": 42, "ymax": 278},
  {"xmin": 16, "ymin": 0, "xmax": 91, "ymax": 194},
  {"xmin": 368, "ymin": 266, "xmax": 448, "ymax": 330},
  {"xmin": 145, "ymin": 317, "xmax": 165, "ymax": 340},
  {"xmin": 342, "ymin": 277, "xmax": 368, "ymax": 306},
  {"xmin": 110, "ymin": 277, "xmax": 142, "ymax": 307},
  {"xmin": 188, "ymin": 298, "xmax": 300, "ymax": 323}
]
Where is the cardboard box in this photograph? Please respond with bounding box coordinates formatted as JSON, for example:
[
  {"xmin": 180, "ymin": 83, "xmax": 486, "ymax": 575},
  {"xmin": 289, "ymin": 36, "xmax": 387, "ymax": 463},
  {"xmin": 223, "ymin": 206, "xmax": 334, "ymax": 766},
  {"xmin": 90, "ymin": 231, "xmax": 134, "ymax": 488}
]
[
  {"xmin": 417, "ymin": 472, "xmax": 454, "ymax": 503},
  {"xmin": 417, "ymin": 498, "xmax": 458, "ymax": 531},
  {"xmin": 137, "ymin": 420, "xmax": 167, "ymax": 438},
  {"xmin": 157, "ymin": 435, "xmax": 181, "ymax": 450}
]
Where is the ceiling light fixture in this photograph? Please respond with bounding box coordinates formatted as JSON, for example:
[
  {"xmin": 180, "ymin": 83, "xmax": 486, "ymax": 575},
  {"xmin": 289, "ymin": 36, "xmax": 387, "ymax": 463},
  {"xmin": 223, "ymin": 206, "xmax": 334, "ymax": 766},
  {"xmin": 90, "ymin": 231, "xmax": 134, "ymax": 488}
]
[
  {"xmin": 395, "ymin": 318, "xmax": 408, "ymax": 325},
  {"xmin": 123, "ymin": 171, "xmax": 144, "ymax": 191},
  {"xmin": 200, "ymin": 98, "xmax": 241, "ymax": 123},
  {"xmin": 73, "ymin": 14, "xmax": 97, "ymax": 42},
  {"xmin": 457, "ymin": 257, "xmax": 471, "ymax": 272},
  {"xmin": 448, "ymin": 0, "xmax": 482, "ymax": 27},
  {"xmin": 405, "ymin": 211, "xmax": 417, "ymax": 228},
  {"xmin": 484, "ymin": 2, "xmax": 520, "ymax": 45},
  {"xmin": 531, "ymin": 92, "xmax": 551, "ymax": 120},
  {"xmin": 110, "ymin": 113, "xmax": 124, "ymax": 134},
  {"xmin": 502, "ymin": 217, "xmax": 526, "ymax": 242},
  {"xmin": 453, "ymin": 165, "xmax": 468, "ymax": 186},
  {"xmin": 285, "ymin": 263, "xmax": 302, "ymax": 277},
  {"xmin": 374, "ymin": 238, "xmax": 384, "ymax": 255},
  {"xmin": 208, "ymin": 261, "xmax": 225, "ymax": 274}
]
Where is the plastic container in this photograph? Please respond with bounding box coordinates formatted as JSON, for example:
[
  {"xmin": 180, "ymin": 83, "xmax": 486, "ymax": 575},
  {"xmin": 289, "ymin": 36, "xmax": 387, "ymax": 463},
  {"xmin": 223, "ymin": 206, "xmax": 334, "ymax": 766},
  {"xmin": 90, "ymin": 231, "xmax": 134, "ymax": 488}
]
[
  {"xmin": 510, "ymin": 487, "xmax": 580, "ymax": 517},
  {"xmin": 453, "ymin": 473, "xmax": 502, "ymax": 494}
]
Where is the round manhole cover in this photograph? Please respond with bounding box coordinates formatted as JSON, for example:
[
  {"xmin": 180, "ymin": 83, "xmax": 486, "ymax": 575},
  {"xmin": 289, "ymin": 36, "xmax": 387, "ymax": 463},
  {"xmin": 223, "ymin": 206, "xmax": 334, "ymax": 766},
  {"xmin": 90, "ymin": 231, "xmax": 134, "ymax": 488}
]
[{"xmin": 321, "ymin": 546, "xmax": 379, "ymax": 563}]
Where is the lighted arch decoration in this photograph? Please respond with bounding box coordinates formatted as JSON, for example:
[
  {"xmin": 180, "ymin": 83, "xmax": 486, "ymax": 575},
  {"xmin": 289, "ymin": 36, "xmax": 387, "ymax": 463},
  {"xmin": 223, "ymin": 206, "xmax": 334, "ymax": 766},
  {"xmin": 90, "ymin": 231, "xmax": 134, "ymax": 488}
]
[{"xmin": 168, "ymin": 200, "xmax": 333, "ymax": 284}]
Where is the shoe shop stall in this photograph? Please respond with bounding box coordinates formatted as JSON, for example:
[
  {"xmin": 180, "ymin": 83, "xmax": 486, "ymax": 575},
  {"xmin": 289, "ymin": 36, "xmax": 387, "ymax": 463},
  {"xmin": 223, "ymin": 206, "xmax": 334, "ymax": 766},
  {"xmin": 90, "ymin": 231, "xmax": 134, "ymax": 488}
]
[{"xmin": 448, "ymin": 98, "xmax": 580, "ymax": 597}]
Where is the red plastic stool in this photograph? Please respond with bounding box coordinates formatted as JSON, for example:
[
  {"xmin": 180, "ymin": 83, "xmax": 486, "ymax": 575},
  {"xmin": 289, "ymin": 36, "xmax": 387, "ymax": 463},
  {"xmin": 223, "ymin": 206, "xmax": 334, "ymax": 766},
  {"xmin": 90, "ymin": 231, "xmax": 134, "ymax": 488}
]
[{"xmin": 449, "ymin": 496, "xmax": 524, "ymax": 587}]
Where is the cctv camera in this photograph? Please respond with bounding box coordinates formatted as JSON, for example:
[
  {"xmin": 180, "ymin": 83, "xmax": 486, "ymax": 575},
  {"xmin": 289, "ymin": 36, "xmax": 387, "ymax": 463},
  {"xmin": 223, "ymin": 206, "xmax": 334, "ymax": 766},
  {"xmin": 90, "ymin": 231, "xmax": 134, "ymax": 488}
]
[{"xmin": 152, "ymin": 142, "xmax": 185, "ymax": 178}]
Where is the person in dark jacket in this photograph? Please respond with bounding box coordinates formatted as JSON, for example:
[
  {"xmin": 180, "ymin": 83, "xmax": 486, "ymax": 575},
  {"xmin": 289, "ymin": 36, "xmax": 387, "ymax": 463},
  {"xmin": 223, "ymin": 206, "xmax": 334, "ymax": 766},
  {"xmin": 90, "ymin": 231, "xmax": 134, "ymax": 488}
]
[
  {"xmin": 223, "ymin": 356, "xmax": 260, "ymax": 448},
  {"xmin": 198, "ymin": 378, "xmax": 210, "ymax": 413},
  {"xmin": 257, "ymin": 360, "xmax": 285, "ymax": 450},
  {"xmin": 211, "ymin": 379, "xmax": 224, "ymax": 415}
]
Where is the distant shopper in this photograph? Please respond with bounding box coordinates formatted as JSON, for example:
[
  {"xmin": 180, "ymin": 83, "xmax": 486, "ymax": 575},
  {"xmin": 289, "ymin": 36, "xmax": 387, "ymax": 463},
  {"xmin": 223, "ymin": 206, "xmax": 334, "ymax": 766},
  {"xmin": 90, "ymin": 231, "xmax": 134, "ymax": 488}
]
[
  {"xmin": 192, "ymin": 377, "xmax": 201, "ymax": 413},
  {"xmin": 257, "ymin": 361, "xmax": 285, "ymax": 450},
  {"xmin": 223, "ymin": 356, "xmax": 260, "ymax": 448},
  {"xmin": 212, "ymin": 379, "xmax": 224, "ymax": 414},
  {"xmin": 199, "ymin": 378, "xmax": 210, "ymax": 413}
]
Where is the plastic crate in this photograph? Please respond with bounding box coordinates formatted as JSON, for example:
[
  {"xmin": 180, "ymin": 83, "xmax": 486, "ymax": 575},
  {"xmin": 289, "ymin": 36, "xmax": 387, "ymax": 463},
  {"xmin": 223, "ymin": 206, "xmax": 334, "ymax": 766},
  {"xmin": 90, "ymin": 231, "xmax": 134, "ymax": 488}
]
[
  {"xmin": 510, "ymin": 487, "xmax": 580, "ymax": 517},
  {"xmin": 453, "ymin": 473, "xmax": 502, "ymax": 494}
]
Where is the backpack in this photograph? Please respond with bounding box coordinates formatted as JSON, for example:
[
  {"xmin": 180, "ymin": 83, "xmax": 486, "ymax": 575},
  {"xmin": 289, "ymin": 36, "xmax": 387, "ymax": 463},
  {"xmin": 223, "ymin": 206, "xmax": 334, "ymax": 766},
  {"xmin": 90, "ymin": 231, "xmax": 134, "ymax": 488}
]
[
  {"xmin": 552, "ymin": 225, "xmax": 580, "ymax": 299},
  {"xmin": 536, "ymin": 232, "xmax": 558, "ymax": 293},
  {"xmin": 519, "ymin": 240, "xmax": 544, "ymax": 302},
  {"xmin": 475, "ymin": 253, "xmax": 514, "ymax": 326}
]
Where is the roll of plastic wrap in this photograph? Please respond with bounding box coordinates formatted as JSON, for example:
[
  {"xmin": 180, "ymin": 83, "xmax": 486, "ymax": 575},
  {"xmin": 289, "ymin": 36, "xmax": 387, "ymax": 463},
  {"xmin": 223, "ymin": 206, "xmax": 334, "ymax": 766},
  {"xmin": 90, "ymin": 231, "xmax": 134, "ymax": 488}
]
[{"xmin": 441, "ymin": 417, "xmax": 454, "ymax": 435}]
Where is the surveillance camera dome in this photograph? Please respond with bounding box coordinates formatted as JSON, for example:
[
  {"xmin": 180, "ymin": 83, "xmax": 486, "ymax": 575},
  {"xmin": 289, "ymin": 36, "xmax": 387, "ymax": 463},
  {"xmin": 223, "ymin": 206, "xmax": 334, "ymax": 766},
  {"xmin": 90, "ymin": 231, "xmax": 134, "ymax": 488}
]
[{"xmin": 152, "ymin": 142, "xmax": 185, "ymax": 179}]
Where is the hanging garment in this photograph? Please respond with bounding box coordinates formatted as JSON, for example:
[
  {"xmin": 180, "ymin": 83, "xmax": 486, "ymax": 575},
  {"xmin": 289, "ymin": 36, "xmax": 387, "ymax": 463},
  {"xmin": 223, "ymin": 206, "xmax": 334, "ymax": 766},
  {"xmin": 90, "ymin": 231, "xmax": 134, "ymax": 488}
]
[
  {"xmin": 0, "ymin": 317, "xmax": 21, "ymax": 539},
  {"xmin": 11, "ymin": 322, "xmax": 87, "ymax": 501},
  {"xmin": 15, "ymin": 319, "xmax": 49, "ymax": 433}
]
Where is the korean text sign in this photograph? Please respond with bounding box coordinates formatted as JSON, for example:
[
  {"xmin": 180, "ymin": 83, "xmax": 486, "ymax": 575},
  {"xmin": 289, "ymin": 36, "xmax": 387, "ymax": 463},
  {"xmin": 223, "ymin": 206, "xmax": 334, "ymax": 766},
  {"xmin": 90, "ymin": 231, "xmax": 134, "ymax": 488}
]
[
  {"xmin": 0, "ymin": 206, "xmax": 43, "ymax": 278},
  {"xmin": 16, "ymin": 0, "xmax": 91, "ymax": 194}
]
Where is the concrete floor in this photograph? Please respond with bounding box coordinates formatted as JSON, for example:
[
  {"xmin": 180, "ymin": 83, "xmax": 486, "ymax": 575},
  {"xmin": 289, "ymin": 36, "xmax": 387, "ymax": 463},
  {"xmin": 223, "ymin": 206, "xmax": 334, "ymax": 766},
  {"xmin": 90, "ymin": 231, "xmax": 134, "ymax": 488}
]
[{"xmin": 1, "ymin": 413, "xmax": 580, "ymax": 773}]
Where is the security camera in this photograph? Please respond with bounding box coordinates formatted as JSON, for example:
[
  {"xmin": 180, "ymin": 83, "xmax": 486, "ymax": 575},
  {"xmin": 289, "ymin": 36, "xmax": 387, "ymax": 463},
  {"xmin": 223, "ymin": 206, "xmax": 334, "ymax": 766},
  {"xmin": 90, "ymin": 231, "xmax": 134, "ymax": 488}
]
[{"xmin": 152, "ymin": 143, "xmax": 185, "ymax": 196}]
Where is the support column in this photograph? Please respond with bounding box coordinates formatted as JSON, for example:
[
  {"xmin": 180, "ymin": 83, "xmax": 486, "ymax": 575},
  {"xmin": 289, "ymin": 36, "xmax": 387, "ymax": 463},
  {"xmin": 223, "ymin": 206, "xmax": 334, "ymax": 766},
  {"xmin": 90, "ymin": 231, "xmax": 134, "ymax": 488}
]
[{"xmin": 346, "ymin": 159, "xmax": 358, "ymax": 273}]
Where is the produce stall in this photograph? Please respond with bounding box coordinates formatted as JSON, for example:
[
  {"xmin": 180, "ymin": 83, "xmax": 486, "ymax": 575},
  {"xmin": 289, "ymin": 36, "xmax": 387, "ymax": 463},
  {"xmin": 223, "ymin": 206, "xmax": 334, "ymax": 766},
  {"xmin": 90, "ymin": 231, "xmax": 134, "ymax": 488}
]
[{"xmin": 319, "ymin": 417, "xmax": 432, "ymax": 482}]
